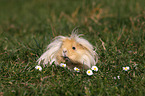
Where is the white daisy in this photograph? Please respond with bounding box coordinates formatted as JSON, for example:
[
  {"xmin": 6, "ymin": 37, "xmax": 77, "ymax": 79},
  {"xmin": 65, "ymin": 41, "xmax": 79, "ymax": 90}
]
[
  {"xmin": 117, "ymin": 76, "xmax": 120, "ymax": 79},
  {"xmin": 35, "ymin": 65, "xmax": 42, "ymax": 71},
  {"xmin": 86, "ymin": 70, "xmax": 93, "ymax": 76},
  {"xmin": 123, "ymin": 66, "xmax": 130, "ymax": 71},
  {"xmin": 91, "ymin": 66, "xmax": 98, "ymax": 71},
  {"xmin": 60, "ymin": 63, "xmax": 66, "ymax": 68},
  {"xmin": 74, "ymin": 67, "xmax": 80, "ymax": 72},
  {"xmin": 114, "ymin": 77, "xmax": 116, "ymax": 79},
  {"xmin": 114, "ymin": 76, "xmax": 120, "ymax": 79}
]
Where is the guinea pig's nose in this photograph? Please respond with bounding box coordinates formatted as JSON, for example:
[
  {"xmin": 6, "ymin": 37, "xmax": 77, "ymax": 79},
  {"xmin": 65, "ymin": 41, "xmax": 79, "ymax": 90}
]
[{"xmin": 63, "ymin": 50, "xmax": 67, "ymax": 53}]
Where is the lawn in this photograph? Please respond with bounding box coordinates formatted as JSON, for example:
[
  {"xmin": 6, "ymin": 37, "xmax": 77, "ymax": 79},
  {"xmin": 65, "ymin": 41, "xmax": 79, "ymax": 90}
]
[{"xmin": 0, "ymin": 0, "xmax": 145, "ymax": 95}]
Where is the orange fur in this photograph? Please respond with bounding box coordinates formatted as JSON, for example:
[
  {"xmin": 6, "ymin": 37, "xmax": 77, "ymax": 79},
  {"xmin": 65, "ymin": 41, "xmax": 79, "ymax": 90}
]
[{"xmin": 37, "ymin": 33, "xmax": 98, "ymax": 69}]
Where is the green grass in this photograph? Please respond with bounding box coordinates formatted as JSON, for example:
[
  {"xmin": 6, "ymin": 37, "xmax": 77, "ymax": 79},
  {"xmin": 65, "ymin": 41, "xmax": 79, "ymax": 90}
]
[{"xmin": 0, "ymin": 0, "xmax": 145, "ymax": 95}]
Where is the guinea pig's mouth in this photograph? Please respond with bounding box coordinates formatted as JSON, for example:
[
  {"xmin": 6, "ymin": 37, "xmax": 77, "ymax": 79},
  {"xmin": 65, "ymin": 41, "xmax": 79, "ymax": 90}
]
[{"xmin": 63, "ymin": 56, "xmax": 70, "ymax": 61}]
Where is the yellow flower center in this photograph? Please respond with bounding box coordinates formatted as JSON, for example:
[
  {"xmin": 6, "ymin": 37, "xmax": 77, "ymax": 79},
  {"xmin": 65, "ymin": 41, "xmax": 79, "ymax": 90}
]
[
  {"xmin": 76, "ymin": 69, "xmax": 79, "ymax": 71},
  {"xmin": 38, "ymin": 68, "xmax": 40, "ymax": 69},
  {"xmin": 94, "ymin": 68, "xmax": 96, "ymax": 70},
  {"xmin": 125, "ymin": 68, "xmax": 127, "ymax": 70},
  {"xmin": 88, "ymin": 71, "xmax": 91, "ymax": 73},
  {"xmin": 62, "ymin": 65, "xmax": 64, "ymax": 67}
]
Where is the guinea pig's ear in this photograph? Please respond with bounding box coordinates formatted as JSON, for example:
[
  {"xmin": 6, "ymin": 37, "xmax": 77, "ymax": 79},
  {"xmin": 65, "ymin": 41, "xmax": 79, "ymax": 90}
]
[
  {"xmin": 77, "ymin": 37, "xmax": 98, "ymax": 60},
  {"xmin": 77, "ymin": 38, "xmax": 94, "ymax": 53}
]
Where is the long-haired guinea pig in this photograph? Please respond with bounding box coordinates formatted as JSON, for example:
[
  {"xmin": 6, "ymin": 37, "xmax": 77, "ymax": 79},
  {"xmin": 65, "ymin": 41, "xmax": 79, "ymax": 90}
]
[{"xmin": 37, "ymin": 32, "xmax": 98, "ymax": 69}]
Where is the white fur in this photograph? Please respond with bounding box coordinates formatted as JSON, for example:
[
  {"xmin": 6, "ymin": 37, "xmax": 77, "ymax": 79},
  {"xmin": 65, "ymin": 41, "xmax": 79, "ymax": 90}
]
[
  {"xmin": 37, "ymin": 36, "xmax": 65, "ymax": 65},
  {"xmin": 37, "ymin": 33, "xmax": 98, "ymax": 68}
]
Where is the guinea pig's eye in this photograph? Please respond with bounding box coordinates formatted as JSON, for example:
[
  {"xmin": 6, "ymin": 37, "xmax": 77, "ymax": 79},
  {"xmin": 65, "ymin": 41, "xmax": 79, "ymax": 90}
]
[{"xmin": 72, "ymin": 47, "xmax": 76, "ymax": 50}]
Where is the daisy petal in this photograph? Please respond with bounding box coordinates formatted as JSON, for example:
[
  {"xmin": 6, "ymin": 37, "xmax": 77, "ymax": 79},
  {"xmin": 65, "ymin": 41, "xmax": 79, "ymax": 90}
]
[
  {"xmin": 123, "ymin": 66, "xmax": 130, "ymax": 71},
  {"xmin": 60, "ymin": 63, "xmax": 66, "ymax": 68},
  {"xmin": 91, "ymin": 66, "xmax": 98, "ymax": 71},
  {"xmin": 35, "ymin": 65, "xmax": 42, "ymax": 71},
  {"xmin": 74, "ymin": 67, "xmax": 80, "ymax": 72},
  {"xmin": 86, "ymin": 70, "xmax": 93, "ymax": 76}
]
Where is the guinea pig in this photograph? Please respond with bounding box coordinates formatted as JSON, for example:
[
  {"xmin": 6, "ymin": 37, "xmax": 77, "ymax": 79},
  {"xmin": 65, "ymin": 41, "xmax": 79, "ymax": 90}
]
[{"xmin": 37, "ymin": 32, "xmax": 98, "ymax": 70}]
